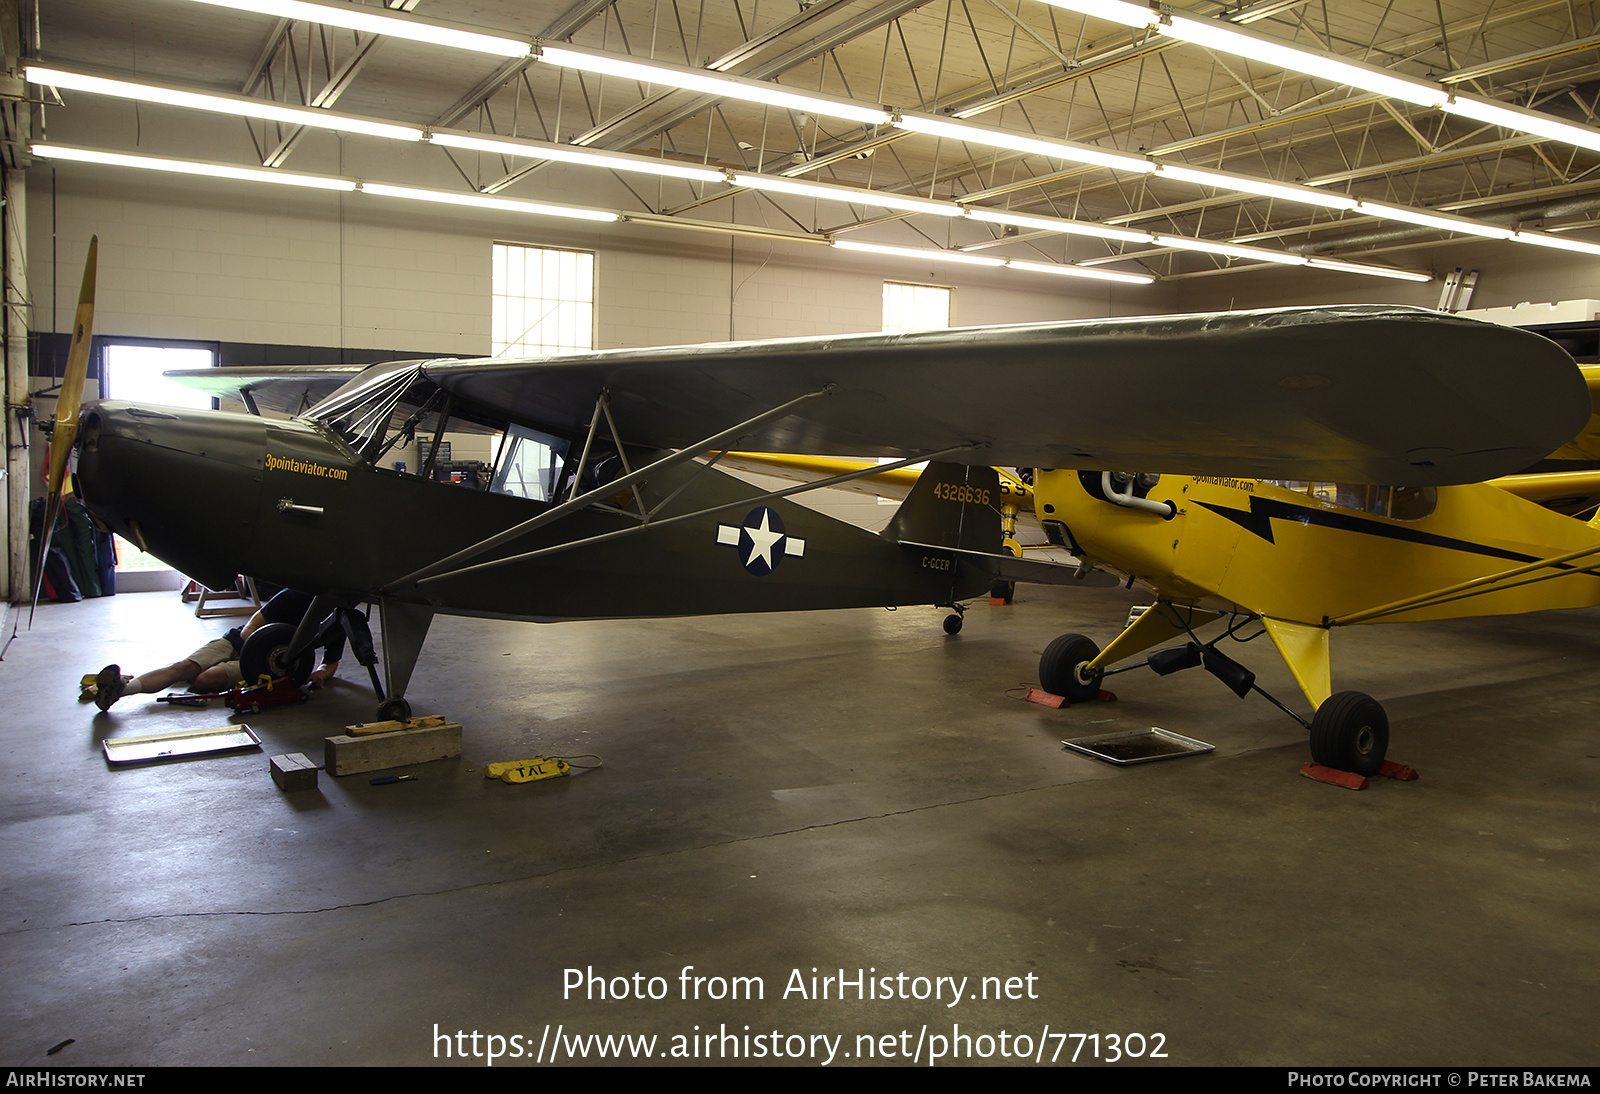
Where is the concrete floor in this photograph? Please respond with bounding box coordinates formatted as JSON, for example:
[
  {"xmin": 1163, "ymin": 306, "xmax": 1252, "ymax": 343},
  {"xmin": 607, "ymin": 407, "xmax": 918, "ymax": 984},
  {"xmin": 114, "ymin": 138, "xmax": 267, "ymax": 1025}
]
[{"xmin": 1, "ymin": 585, "xmax": 1596, "ymax": 1067}]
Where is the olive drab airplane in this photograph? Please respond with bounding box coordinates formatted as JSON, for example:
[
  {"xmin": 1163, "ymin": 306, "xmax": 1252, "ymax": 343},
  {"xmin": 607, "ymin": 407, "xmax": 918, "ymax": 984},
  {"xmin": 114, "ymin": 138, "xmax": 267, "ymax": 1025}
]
[{"xmin": 34, "ymin": 241, "xmax": 1595, "ymax": 776}]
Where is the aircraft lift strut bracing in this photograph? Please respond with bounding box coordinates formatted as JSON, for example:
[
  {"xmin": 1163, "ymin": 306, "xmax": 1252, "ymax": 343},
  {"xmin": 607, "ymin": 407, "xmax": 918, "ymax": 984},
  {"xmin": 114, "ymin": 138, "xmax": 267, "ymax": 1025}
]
[{"xmin": 276, "ymin": 383, "xmax": 983, "ymax": 719}]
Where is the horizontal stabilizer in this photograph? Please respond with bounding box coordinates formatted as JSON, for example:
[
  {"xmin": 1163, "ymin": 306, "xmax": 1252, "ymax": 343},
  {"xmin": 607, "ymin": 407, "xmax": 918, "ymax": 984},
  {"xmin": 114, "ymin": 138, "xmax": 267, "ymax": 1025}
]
[{"xmin": 896, "ymin": 544, "xmax": 1122, "ymax": 588}]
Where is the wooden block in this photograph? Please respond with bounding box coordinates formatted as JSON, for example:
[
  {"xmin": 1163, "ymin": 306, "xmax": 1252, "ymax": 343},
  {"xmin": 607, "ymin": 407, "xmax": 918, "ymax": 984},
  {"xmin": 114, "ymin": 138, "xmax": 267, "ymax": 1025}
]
[
  {"xmin": 324, "ymin": 721, "xmax": 463, "ymax": 776},
  {"xmin": 344, "ymin": 714, "xmax": 450, "ymax": 736},
  {"xmin": 270, "ymin": 752, "xmax": 319, "ymax": 792}
]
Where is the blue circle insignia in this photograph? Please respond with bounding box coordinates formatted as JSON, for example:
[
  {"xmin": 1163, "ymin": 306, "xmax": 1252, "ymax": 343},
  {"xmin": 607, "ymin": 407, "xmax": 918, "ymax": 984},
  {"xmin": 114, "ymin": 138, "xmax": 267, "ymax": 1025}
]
[{"xmin": 739, "ymin": 506, "xmax": 787, "ymax": 576}]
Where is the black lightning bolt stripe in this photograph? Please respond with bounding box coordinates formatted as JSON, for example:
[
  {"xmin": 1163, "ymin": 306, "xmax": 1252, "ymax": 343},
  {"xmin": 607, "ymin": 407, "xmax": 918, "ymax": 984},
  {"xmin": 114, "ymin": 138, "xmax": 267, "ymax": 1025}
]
[{"xmin": 1195, "ymin": 496, "xmax": 1548, "ymax": 567}]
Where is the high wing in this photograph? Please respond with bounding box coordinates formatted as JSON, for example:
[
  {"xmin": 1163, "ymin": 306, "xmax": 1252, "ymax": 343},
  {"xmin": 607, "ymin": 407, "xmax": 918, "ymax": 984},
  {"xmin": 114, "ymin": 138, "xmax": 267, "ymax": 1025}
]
[
  {"xmin": 167, "ymin": 363, "xmax": 374, "ymax": 415},
  {"xmin": 415, "ymin": 306, "xmax": 1588, "ymax": 487},
  {"xmin": 1545, "ymin": 364, "xmax": 1600, "ymax": 460},
  {"xmin": 1490, "ymin": 468, "xmax": 1600, "ymax": 515}
]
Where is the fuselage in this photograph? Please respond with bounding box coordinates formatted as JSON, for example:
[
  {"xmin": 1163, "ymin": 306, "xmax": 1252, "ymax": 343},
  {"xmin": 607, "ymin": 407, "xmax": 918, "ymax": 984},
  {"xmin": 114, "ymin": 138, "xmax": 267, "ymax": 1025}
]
[
  {"xmin": 1032, "ymin": 469, "xmax": 1600, "ymax": 625},
  {"xmin": 73, "ymin": 401, "xmax": 988, "ymax": 620}
]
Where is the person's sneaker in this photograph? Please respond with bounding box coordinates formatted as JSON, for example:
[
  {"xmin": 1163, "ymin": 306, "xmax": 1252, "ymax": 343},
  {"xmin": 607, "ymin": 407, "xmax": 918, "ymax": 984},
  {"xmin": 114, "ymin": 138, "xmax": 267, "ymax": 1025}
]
[
  {"xmin": 94, "ymin": 665, "xmax": 125, "ymax": 712},
  {"xmin": 80, "ymin": 672, "xmax": 132, "ymax": 703}
]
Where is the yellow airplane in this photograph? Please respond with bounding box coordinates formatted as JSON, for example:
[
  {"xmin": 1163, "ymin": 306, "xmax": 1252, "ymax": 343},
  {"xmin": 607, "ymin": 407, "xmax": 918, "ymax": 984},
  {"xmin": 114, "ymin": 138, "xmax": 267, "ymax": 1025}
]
[{"xmin": 728, "ymin": 366, "xmax": 1600, "ymax": 777}]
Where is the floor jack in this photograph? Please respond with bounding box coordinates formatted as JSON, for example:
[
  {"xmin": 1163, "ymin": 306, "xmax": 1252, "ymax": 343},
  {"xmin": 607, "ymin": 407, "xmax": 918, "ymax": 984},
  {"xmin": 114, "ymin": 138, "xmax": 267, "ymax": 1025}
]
[{"xmin": 158, "ymin": 676, "xmax": 308, "ymax": 714}]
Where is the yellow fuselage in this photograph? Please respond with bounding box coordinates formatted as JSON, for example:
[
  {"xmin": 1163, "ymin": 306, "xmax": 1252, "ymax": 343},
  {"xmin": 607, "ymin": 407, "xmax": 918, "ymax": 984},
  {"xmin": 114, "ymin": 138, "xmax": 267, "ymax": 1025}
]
[{"xmin": 1033, "ymin": 471, "xmax": 1600, "ymax": 626}]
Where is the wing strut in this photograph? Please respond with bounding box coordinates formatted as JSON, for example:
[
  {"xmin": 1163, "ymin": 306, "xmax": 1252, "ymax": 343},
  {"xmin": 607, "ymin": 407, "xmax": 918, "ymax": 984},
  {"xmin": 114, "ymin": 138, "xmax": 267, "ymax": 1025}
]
[
  {"xmin": 383, "ymin": 385, "xmax": 835, "ymax": 591},
  {"xmin": 1330, "ymin": 541, "xmax": 1600, "ymax": 625},
  {"xmin": 412, "ymin": 442, "xmax": 980, "ymax": 586}
]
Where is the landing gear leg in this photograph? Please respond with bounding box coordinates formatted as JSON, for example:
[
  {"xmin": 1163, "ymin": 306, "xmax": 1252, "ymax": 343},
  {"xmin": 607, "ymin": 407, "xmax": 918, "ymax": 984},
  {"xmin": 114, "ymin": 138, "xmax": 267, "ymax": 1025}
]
[
  {"xmin": 1309, "ymin": 691, "xmax": 1389, "ymax": 776},
  {"xmin": 376, "ymin": 597, "xmax": 434, "ymax": 722}
]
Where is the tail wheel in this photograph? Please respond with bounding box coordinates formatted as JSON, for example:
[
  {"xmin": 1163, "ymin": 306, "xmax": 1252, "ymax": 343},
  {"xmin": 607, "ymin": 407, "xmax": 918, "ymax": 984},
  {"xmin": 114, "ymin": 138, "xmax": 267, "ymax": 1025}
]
[
  {"xmin": 1309, "ymin": 691, "xmax": 1389, "ymax": 775},
  {"xmin": 240, "ymin": 622, "xmax": 314, "ymax": 686},
  {"xmin": 1039, "ymin": 633, "xmax": 1102, "ymax": 703}
]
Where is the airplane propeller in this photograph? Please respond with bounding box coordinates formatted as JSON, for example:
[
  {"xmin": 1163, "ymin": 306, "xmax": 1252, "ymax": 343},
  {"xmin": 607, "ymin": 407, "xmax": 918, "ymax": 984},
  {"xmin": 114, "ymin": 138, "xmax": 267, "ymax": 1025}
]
[{"xmin": 31, "ymin": 235, "xmax": 97, "ymax": 622}]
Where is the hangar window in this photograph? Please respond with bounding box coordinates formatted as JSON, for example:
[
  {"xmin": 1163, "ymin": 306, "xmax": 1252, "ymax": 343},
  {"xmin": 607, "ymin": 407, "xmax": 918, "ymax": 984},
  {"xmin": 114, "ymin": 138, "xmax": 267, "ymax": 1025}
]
[
  {"xmin": 492, "ymin": 243, "xmax": 594, "ymax": 356},
  {"xmin": 882, "ymin": 281, "xmax": 951, "ymax": 334},
  {"xmin": 101, "ymin": 342, "xmax": 215, "ymax": 410}
]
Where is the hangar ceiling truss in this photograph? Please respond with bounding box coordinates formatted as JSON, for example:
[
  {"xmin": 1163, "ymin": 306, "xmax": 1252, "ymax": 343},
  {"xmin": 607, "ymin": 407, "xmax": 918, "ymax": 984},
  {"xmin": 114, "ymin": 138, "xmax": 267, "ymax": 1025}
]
[{"xmin": 22, "ymin": 0, "xmax": 1600, "ymax": 284}]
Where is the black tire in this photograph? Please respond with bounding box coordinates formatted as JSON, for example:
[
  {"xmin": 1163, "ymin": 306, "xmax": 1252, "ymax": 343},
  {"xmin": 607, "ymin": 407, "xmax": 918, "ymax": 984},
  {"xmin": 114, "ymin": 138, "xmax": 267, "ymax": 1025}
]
[
  {"xmin": 1309, "ymin": 691, "xmax": 1389, "ymax": 775},
  {"xmin": 990, "ymin": 579, "xmax": 1014, "ymax": 604},
  {"xmin": 377, "ymin": 697, "xmax": 412, "ymax": 722},
  {"xmin": 1039, "ymin": 633, "xmax": 1102, "ymax": 703},
  {"xmin": 943, "ymin": 613, "xmax": 963, "ymax": 635},
  {"xmin": 239, "ymin": 623, "xmax": 314, "ymax": 686}
]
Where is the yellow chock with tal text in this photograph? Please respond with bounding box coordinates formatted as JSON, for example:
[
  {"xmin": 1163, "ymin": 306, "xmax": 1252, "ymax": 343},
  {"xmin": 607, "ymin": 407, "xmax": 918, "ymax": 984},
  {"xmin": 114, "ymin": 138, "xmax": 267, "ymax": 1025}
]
[{"xmin": 485, "ymin": 757, "xmax": 571, "ymax": 784}]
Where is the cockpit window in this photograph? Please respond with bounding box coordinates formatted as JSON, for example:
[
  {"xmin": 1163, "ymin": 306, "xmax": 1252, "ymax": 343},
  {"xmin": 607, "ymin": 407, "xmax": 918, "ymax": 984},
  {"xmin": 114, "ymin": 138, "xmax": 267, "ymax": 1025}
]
[
  {"xmin": 489, "ymin": 424, "xmax": 570, "ymax": 503},
  {"xmin": 1263, "ymin": 480, "xmax": 1437, "ymax": 521}
]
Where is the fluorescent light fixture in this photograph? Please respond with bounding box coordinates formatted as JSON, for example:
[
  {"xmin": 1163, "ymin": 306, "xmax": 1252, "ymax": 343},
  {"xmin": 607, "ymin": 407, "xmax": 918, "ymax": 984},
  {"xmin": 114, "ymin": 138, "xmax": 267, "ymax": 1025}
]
[
  {"xmin": 965, "ymin": 207, "xmax": 1155, "ymax": 244},
  {"xmin": 30, "ymin": 143, "xmax": 358, "ymax": 190},
  {"xmin": 180, "ymin": 0, "xmax": 531, "ymax": 57},
  {"xmin": 1153, "ymin": 234, "xmax": 1309, "ymax": 265},
  {"xmin": 1161, "ymin": 15, "xmax": 1449, "ymax": 109},
  {"xmin": 896, "ymin": 112, "xmax": 1155, "ymax": 174},
  {"xmin": 358, "ymin": 183, "xmax": 618, "ymax": 223},
  {"xmin": 1443, "ymin": 94, "xmax": 1600, "ymax": 153},
  {"xmin": 1154, "ymin": 163, "xmax": 1358, "ymax": 211},
  {"xmin": 1355, "ymin": 201, "xmax": 1514, "ymax": 240},
  {"xmin": 1004, "ymin": 258, "xmax": 1154, "ymax": 284},
  {"xmin": 831, "ymin": 240, "xmax": 1005, "ymax": 267},
  {"xmin": 1032, "ymin": 0, "xmax": 1158, "ymax": 28},
  {"xmin": 733, "ymin": 173, "xmax": 962, "ymax": 217},
  {"xmin": 430, "ymin": 131, "xmax": 727, "ymax": 183},
  {"xmin": 26, "ymin": 65, "xmax": 423, "ymax": 141},
  {"xmin": 1510, "ymin": 231, "xmax": 1600, "ymax": 257},
  {"xmin": 1305, "ymin": 257, "xmax": 1433, "ymax": 282},
  {"xmin": 538, "ymin": 44, "xmax": 892, "ymax": 127}
]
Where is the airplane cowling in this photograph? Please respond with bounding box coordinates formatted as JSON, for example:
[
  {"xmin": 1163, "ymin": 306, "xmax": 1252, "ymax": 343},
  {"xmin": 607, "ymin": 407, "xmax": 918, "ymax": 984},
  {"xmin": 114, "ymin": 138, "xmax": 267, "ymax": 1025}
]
[{"xmin": 75, "ymin": 402, "xmax": 267, "ymax": 590}]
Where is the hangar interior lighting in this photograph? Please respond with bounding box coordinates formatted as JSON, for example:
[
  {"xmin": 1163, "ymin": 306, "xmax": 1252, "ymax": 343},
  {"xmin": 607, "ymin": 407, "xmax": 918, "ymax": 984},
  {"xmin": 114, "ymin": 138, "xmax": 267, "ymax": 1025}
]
[
  {"xmin": 30, "ymin": 145, "xmax": 619, "ymax": 223},
  {"xmin": 358, "ymin": 182, "xmax": 619, "ymax": 223},
  {"xmin": 25, "ymin": 65, "xmax": 424, "ymax": 141},
  {"xmin": 1005, "ymin": 258, "xmax": 1154, "ymax": 284},
  {"xmin": 1032, "ymin": 0, "xmax": 1600, "ymax": 156},
  {"xmin": 76, "ymin": 17, "xmax": 1581, "ymax": 264},
  {"xmin": 536, "ymin": 44, "xmax": 893, "ymax": 127},
  {"xmin": 1354, "ymin": 201, "xmax": 1515, "ymax": 240},
  {"xmin": 895, "ymin": 112, "xmax": 1156, "ymax": 174},
  {"xmin": 834, "ymin": 239, "xmax": 1155, "ymax": 283},
  {"xmin": 1510, "ymin": 231, "xmax": 1600, "ymax": 257},
  {"xmin": 732, "ymin": 173, "xmax": 962, "ymax": 216},
  {"xmin": 1154, "ymin": 234, "xmax": 1310, "ymax": 265},
  {"xmin": 832, "ymin": 240, "xmax": 1006, "ymax": 266},
  {"xmin": 430, "ymin": 131, "xmax": 728, "ymax": 184},
  {"xmin": 180, "ymin": 0, "xmax": 532, "ymax": 57},
  {"xmin": 965, "ymin": 207, "xmax": 1156, "ymax": 244},
  {"xmin": 1441, "ymin": 95, "xmax": 1600, "ymax": 154},
  {"xmin": 1304, "ymin": 257, "xmax": 1434, "ymax": 282},
  {"xmin": 30, "ymin": 143, "xmax": 359, "ymax": 190},
  {"xmin": 1159, "ymin": 15, "xmax": 1450, "ymax": 109},
  {"xmin": 1153, "ymin": 164, "xmax": 1359, "ymax": 211}
]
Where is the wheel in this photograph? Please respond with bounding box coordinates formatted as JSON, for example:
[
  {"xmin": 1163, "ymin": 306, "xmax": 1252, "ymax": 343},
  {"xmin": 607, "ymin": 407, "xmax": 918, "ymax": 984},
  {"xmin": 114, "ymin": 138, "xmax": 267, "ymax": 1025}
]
[
  {"xmin": 1309, "ymin": 691, "xmax": 1389, "ymax": 776},
  {"xmin": 377, "ymin": 697, "xmax": 412, "ymax": 722},
  {"xmin": 943, "ymin": 613, "xmax": 964, "ymax": 635},
  {"xmin": 1039, "ymin": 633, "xmax": 1102, "ymax": 703},
  {"xmin": 990, "ymin": 579, "xmax": 1014, "ymax": 603},
  {"xmin": 239, "ymin": 623, "xmax": 313, "ymax": 686}
]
